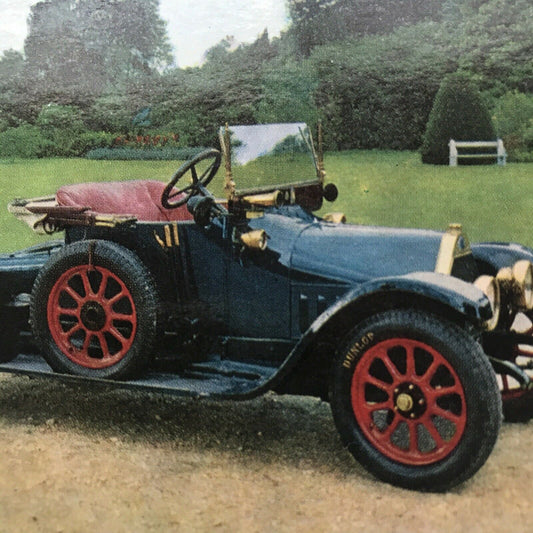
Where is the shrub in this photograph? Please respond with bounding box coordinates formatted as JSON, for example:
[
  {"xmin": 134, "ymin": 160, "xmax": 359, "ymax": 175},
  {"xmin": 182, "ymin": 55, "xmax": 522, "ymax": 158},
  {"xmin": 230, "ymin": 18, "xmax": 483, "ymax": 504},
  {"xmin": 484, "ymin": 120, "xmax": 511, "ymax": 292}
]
[
  {"xmin": 0, "ymin": 124, "xmax": 52, "ymax": 158},
  {"xmin": 86, "ymin": 146, "xmax": 206, "ymax": 161},
  {"xmin": 70, "ymin": 131, "xmax": 116, "ymax": 157},
  {"xmin": 421, "ymin": 72, "xmax": 496, "ymax": 165},
  {"xmin": 36, "ymin": 103, "xmax": 87, "ymax": 157},
  {"xmin": 492, "ymin": 91, "xmax": 533, "ymax": 162}
]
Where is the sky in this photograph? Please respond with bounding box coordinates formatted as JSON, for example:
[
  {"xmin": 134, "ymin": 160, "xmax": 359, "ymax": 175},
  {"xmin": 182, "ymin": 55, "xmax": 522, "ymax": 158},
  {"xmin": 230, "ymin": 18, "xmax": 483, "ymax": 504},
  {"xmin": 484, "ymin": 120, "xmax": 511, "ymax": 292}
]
[{"xmin": 0, "ymin": 0, "xmax": 289, "ymax": 67}]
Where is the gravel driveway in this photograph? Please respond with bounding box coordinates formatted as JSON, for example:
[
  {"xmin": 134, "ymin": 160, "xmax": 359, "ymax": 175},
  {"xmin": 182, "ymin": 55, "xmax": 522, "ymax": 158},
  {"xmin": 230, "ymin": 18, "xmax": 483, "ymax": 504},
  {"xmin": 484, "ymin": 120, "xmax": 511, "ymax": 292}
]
[{"xmin": 0, "ymin": 374, "xmax": 531, "ymax": 533}]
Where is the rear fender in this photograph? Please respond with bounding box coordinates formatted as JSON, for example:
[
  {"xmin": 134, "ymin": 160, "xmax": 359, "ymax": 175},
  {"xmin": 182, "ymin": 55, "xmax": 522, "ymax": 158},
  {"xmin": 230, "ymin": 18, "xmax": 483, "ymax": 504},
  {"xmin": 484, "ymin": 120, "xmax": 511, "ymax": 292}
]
[{"xmin": 0, "ymin": 241, "xmax": 63, "ymax": 304}]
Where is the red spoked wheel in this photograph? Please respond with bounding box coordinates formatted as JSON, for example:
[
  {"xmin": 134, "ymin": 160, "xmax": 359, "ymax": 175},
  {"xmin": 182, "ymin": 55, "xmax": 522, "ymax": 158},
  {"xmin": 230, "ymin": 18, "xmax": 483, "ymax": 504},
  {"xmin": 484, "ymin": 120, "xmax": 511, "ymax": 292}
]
[
  {"xmin": 330, "ymin": 310, "xmax": 501, "ymax": 491},
  {"xmin": 351, "ymin": 338, "xmax": 467, "ymax": 465},
  {"xmin": 31, "ymin": 240, "xmax": 158, "ymax": 380},
  {"xmin": 47, "ymin": 265, "xmax": 137, "ymax": 369}
]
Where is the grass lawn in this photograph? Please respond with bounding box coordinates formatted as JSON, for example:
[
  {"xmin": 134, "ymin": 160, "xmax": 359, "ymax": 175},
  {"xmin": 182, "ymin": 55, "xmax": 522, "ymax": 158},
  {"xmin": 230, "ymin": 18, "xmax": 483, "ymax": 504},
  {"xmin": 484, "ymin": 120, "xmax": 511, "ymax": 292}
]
[{"xmin": 0, "ymin": 152, "xmax": 532, "ymax": 253}]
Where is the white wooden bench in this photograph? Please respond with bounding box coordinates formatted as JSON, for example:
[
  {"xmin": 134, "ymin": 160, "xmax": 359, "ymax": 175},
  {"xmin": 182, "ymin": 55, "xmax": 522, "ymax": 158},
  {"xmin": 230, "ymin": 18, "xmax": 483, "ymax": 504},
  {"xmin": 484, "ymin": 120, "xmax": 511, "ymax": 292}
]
[{"xmin": 449, "ymin": 139, "xmax": 507, "ymax": 166}]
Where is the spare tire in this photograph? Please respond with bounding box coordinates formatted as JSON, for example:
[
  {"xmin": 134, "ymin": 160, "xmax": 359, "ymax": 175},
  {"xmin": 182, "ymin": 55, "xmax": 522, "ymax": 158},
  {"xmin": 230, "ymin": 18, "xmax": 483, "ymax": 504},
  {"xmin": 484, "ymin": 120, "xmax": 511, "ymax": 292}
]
[{"xmin": 31, "ymin": 240, "xmax": 158, "ymax": 380}]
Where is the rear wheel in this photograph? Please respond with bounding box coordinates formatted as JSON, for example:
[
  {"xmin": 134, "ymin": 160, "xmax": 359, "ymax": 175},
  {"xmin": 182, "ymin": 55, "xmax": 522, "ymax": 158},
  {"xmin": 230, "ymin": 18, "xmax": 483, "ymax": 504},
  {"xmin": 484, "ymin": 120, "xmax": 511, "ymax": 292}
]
[
  {"xmin": 330, "ymin": 309, "xmax": 502, "ymax": 491},
  {"xmin": 31, "ymin": 240, "xmax": 158, "ymax": 380}
]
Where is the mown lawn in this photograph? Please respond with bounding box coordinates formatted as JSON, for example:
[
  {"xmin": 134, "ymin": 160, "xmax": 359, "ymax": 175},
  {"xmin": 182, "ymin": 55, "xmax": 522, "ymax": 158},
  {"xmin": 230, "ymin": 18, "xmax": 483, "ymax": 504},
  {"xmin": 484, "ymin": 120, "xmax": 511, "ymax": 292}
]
[{"xmin": 0, "ymin": 153, "xmax": 532, "ymax": 253}]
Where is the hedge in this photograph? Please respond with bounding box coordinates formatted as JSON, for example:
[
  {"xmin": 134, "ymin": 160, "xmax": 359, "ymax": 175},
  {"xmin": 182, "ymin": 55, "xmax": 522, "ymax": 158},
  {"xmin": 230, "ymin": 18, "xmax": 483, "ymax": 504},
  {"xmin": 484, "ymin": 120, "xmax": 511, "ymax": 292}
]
[{"xmin": 86, "ymin": 146, "xmax": 207, "ymax": 161}]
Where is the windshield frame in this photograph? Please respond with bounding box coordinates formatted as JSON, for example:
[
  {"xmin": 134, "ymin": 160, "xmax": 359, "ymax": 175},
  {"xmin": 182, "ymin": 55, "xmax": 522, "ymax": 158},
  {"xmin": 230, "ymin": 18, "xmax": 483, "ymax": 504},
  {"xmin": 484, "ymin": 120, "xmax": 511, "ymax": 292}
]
[{"xmin": 219, "ymin": 123, "xmax": 324, "ymax": 201}]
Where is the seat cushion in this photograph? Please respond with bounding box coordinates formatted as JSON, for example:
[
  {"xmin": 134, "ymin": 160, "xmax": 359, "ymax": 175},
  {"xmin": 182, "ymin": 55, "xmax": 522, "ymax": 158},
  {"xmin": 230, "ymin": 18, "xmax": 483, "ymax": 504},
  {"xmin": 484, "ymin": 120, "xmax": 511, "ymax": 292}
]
[{"xmin": 56, "ymin": 180, "xmax": 193, "ymax": 222}]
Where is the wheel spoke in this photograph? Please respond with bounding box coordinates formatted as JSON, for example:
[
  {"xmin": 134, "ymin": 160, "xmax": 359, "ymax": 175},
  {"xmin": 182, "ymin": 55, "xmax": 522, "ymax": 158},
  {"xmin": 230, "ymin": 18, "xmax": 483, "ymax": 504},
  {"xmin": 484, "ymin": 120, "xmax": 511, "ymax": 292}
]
[
  {"xmin": 96, "ymin": 270, "xmax": 110, "ymax": 298},
  {"xmin": 421, "ymin": 358, "xmax": 440, "ymax": 383},
  {"xmin": 431, "ymin": 405, "xmax": 462, "ymax": 424},
  {"xmin": 365, "ymin": 375, "xmax": 393, "ymax": 394},
  {"xmin": 109, "ymin": 312, "xmax": 135, "ymax": 323},
  {"xmin": 80, "ymin": 270, "xmax": 93, "ymax": 297},
  {"xmin": 108, "ymin": 290, "xmax": 127, "ymax": 306},
  {"xmin": 109, "ymin": 326, "xmax": 128, "ymax": 345},
  {"xmin": 426, "ymin": 383, "xmax": 462, "ymax": 402},
  {"xmin": 96, "ymin": 332, "xmax": 110, "ymax": 358},
  {"xmin": 57, "ymin": 306, "xmax": 80, "ymax": 318},
  {"xmin": 378, "ymin": 350, "xmax": 402, "ymax": 382},
  {"xmin": 420, "ymin": 415, "xmax": 445, "ymax": 450},
  {"xmin": 405, "ymin": 343, "xmax": 415, "ymax": 377},
  {"xmin": 381, "ymin": 415, "xmax": 401, "ymax": 441},
  {"xmin": 63, "ymin": 285, "xmax": 84, "ymax": 305},
  {"xmin": 363, "ymin": 400, "xmax": 393, "ymax": 412},
  {"xmin": 62, "ymin": 324, "xmax": 82, "ymax": 339},
  {"xmin": 82, "ymin": 332, "xmax": 92, "ymax": 353},
  {"xmin": 407, "ymin": 421, "xmax": 419, "ymax": 453}
]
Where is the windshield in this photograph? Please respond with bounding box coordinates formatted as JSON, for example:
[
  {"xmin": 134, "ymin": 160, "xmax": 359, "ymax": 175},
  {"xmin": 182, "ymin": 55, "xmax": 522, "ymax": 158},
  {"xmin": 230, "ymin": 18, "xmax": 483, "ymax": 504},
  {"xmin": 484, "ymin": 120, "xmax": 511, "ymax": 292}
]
[{"xmin": 220, "ymin": 123, "xmax": 319, "ymax": 193}]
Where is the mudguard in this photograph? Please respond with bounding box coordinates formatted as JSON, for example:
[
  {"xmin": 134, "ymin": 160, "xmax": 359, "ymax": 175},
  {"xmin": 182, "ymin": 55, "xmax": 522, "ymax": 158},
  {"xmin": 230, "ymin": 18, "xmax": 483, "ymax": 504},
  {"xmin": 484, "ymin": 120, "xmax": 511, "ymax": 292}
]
[
  {"xmin": 0, "ymin": 241, "xmax": 62, "ymax": 305},
  {"xmin": 249, "ymin": 270, "xmax": 493, "ymax": 397},
  {"xmin": 471, "ymin": 242, "xmax": 533, "ymax": 272}
]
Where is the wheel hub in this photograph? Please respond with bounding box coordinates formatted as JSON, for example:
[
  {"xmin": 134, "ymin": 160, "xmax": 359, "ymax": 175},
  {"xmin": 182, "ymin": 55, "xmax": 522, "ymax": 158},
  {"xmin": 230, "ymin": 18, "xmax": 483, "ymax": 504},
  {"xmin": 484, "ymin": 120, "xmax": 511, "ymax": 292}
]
[
  {"xmin": 80, "ymin": 301, "xmax": 107, "ymax": 331},
  {"xmin": 393, "ymin": 383, "xmax": 427, "ymax": 419}
]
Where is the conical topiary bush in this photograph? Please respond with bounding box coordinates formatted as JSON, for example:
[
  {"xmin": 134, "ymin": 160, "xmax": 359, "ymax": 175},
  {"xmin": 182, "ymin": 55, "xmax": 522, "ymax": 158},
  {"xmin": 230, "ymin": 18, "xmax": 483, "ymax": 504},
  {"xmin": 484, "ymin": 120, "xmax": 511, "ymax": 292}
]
[{"xmin": 421, "ymin": 72, "xmax": 496, "ymax": 165}]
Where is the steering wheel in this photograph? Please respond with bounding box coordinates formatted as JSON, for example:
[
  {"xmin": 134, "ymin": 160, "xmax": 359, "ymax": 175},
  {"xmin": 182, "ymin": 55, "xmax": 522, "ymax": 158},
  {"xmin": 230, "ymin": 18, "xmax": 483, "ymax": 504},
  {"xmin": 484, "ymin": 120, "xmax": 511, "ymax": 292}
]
[{"xmin": 161, "ymin": 148, "xmax": 222, "ymax": 209}]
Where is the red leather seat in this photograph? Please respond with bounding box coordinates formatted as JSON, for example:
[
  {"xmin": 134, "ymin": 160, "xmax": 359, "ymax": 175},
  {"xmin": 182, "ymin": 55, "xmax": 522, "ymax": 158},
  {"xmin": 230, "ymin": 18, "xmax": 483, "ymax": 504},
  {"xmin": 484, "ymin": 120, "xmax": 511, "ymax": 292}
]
[{"xmin": 56, "ymin": 180, "xmax": 193, "ymax": 222}]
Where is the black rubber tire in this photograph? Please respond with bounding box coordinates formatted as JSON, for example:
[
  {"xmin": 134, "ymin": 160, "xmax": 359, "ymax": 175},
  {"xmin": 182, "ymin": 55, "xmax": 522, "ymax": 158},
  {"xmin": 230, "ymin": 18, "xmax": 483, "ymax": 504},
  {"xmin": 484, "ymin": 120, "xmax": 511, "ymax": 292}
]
[
  {"xmin": 330, "ymin": 309, "xmax": 502, "ymax": 492},
  {"xmin": 30, "ymin": 240, "xmax": 159, "ymax": 380}
]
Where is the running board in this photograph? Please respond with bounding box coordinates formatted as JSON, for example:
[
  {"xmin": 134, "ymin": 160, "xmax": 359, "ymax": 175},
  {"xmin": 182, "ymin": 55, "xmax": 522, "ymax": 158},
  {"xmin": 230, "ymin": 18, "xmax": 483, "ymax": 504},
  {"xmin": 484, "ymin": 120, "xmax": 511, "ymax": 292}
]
[{"xmin": 0, "ymin": 353, "xmax": 278, "ymax": 399}]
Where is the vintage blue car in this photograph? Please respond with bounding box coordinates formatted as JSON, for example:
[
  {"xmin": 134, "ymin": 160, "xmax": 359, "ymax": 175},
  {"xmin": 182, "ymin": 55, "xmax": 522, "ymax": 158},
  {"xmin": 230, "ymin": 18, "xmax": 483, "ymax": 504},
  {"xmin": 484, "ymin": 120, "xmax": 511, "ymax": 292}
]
[{"xmin": 0, "ymin": 123, "xmax": 531, "ymax": 491}]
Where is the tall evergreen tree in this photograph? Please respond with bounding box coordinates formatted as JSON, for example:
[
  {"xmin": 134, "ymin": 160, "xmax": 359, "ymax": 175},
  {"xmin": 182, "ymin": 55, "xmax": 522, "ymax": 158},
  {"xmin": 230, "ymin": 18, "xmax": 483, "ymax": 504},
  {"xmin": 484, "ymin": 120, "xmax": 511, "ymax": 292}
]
[{"xmin": 421, "ymin": 72, "xmax": 496, "ymax": 164}]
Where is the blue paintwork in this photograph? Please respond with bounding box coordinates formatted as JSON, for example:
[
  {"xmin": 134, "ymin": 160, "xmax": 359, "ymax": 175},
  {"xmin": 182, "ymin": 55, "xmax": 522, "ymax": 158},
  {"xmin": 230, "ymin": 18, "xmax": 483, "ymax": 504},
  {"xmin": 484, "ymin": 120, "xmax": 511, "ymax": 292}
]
[
  {"xmin": 471, "ymin": 242, "xmax": 533, "ymax": 272},
  {"xmin": 249, "ymin": 206, "xmax": 444, "ymax": 284},
  {"xmin": 0, "ymin": 203, "xmax": 514, "ymax": 398}
]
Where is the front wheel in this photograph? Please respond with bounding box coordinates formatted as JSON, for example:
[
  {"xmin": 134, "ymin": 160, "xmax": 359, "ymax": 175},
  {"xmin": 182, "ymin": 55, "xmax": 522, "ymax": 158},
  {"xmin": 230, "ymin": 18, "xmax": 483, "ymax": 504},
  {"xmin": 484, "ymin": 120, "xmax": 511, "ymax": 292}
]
[
  {"xmin": 330, "ymin": 309, "xmax": 502, "ymax": 491},
  {"xmin": 31, "ymin": 240, "xmax": 159, "ymax": 380}
]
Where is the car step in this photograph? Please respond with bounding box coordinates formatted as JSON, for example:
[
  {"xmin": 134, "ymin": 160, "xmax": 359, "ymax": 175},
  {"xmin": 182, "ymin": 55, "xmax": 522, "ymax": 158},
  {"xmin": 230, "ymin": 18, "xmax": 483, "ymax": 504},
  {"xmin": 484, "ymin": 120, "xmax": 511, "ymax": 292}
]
[{"xmin": 0, "ymin": 353, "xmax": 278, "ymax": 399}]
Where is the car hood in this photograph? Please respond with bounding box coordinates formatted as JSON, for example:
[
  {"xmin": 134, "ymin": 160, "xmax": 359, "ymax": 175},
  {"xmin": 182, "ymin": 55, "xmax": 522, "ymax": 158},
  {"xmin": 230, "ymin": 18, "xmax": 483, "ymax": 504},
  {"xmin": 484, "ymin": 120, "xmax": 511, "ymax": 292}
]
[{"xmin": 249, "ymin": 207, "xmax": 443, "ymax": 284}]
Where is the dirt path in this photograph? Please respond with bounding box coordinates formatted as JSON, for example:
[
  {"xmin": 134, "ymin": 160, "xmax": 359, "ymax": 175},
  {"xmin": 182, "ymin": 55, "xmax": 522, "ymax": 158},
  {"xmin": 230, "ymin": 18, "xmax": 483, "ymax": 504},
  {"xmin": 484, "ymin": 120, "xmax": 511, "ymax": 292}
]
[{"xmin": 0, "ymin": 373, "xmax": 531, "ymax": 533}]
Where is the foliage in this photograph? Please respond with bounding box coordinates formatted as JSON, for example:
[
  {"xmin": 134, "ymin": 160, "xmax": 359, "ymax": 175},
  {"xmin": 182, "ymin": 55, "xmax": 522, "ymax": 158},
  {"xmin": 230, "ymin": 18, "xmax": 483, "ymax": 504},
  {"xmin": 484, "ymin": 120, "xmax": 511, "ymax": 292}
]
[
  {"xmin": 0, "ymin": 124, "xmax": 51, "ymax": 158},
  {"xmin": 69, "ymin": 132, "xmax": 117, "ymax": 157},
  {"xmin": 85, "ymin": 94, "xmax": 134, "ymax": 133},
  {"xmin": 0, "ymin": 0, "xmax": 531, "ymax": 155},
  {"xmin": 287, "ymin": 0, "xmax": 447, "ymax": 56},
  {"xmin": 35, "ymin": 104, "xmax": 87, "ymax": 157},
  {"xmin": 458, "ymin": 0, "xmax": 533, "ymax": 93},
  {"xmin": 23, "ymin": 0, "xmax": 172, "ymax": 106},
  {"xmin": 254, "ymin": 59, "xmax": 319, "ymax": 125},
  {"xmin": 492, "ymin": 91, "xmax": 533, "ymax": 161},
  {"xmin": 421, "ymin": 72, "xmax": 496, "ymax": 164},
  {"xmin": 86, "ymin": 147, "xmax": 205, "ymax": 161},
  {"xmin": 312, "ymin": 23, "xmax": 459, "ymax": 150}
]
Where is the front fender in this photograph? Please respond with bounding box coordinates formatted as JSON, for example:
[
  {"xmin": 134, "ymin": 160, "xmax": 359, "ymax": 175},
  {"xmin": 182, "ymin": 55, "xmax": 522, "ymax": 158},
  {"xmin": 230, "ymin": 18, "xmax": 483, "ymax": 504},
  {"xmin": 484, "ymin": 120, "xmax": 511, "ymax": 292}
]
[
  {"xmin": 310, "ymin": 271, "xmax": 492, "ymax": 334},
  {"xmin": 472, "ymin": 242, "xmax": 533, "ymax": 273},
  {"xmin": 263, "ymin": 271, "xmax": 491, "ymax": 397}
]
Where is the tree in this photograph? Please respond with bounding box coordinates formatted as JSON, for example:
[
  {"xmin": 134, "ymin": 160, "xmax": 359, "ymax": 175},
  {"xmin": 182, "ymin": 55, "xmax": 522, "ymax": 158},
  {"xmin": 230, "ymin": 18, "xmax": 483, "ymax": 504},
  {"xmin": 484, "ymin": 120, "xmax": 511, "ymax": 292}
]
[
  {"xmin": 421, "ymin": 72, "xmax": 496, "ymax": 164},
  {"xmin": 23, "ymin": 0, "xmax": 173, "ymax": 103},
  {"xmin": 0, "ymin": 50, "xmax": 26, "ymax": 129},
  {"xmin": 287, "ymin": 0, "xmax": 447, "ymax": 56},
  {"xmin": 458, "ymin": 0, "xmax": 533, "ymax": 93}
]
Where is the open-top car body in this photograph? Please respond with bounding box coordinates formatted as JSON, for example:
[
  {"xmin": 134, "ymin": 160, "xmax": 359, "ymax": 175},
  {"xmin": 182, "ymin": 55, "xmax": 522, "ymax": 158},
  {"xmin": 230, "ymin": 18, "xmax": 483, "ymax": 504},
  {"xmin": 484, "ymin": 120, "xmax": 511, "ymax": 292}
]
[{"xmin": 1, "ymin": 123, "xmax": 532, "ymax": 491}]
